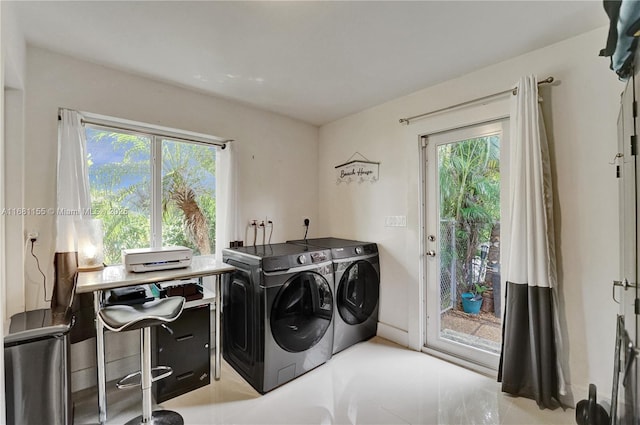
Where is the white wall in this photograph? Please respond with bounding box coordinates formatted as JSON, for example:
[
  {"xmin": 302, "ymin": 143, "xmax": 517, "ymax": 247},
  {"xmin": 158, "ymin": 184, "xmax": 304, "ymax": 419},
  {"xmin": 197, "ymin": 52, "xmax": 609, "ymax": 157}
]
[
  {"xmin": 2, "ymin": 1, "xmax": 27, "ymax": 322},
  {"xmin": 20, "ymin": 46, "xmax": 319, "ymax": 312},
  {"xmin": 318, "ymin": 27, "xmax": 622, "ymax": 399},
  {"xmin": 3, "ymin": 88, "xmax": 25, "ymax": 320},
  {"xmin": 2, "ymin": 1, "xmax": 26, "ymax": 418},
  {"xmin": 0, "ymin": 3, "xmax": 6, "ymax": 419},
  {"xmin": 1, "ymin": 1, "xmax": 26, "ymax": 91}
]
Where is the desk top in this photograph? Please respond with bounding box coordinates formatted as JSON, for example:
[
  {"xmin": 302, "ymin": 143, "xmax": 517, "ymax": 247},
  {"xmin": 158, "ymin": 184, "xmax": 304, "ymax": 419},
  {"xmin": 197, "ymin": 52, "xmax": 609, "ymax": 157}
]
[{"xmin": 76, "ymin": 255, "xmax": 235, "ymax": 293}]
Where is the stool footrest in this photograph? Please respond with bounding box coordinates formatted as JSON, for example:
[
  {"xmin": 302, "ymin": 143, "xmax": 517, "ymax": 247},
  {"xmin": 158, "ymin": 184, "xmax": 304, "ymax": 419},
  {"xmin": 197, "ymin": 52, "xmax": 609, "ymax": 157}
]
[
  {"xmin": 151, "ymin": 366, "xmax": 173, "ymax": 383},
  {"xmin": 116, "ymin": 371, "xmax": 142, "ymax": 389},
  {"xmin": 116, "ymin": 366, "xmax": 173, "ymax": 389}
]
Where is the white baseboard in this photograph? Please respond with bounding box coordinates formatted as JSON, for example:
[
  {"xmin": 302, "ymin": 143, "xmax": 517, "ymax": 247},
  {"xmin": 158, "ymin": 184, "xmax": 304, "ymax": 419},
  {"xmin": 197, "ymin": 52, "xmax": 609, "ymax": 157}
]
[{"xmin": 377, "ymin": 322, "xmax": 409, "ymax": 347}]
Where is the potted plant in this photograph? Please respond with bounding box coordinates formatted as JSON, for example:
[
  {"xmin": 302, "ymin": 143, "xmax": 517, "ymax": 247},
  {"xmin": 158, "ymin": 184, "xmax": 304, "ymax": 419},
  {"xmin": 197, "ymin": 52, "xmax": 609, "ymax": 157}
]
[{"xmin": 461, "ymin": 283, "xmax": 487, "ymax": 315}]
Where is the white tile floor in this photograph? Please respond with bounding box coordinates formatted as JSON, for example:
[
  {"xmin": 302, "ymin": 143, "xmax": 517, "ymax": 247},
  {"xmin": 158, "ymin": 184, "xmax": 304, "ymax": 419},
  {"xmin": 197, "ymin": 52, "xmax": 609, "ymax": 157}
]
[{"xmin": 73, "ymin": 337, "xmax": 576, "ymax": 424}]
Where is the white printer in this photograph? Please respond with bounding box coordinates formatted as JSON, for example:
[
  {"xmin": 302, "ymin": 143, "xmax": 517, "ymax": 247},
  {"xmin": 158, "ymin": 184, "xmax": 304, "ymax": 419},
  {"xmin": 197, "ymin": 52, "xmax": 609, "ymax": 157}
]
[{"xmin": 122, "ymin": 246, "xmax": 193, "ymax": 273}]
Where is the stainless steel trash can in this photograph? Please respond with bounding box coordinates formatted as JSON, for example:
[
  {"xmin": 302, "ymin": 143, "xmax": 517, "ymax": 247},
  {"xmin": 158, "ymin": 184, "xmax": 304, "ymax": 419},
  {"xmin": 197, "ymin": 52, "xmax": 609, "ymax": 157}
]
[{"xmin": 4, "ymin": 309, "xmax": 72, "ymax": 425}]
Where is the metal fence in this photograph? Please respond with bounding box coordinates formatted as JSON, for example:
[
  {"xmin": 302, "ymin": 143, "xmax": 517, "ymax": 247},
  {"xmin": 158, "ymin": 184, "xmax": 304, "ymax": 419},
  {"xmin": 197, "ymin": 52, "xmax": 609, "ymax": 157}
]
[
  {"xmin": 440, "ymin": 219, "xmax": 456, "ymax": 312},
  {"xmin": 439, "ymin": 219, "xmax": 489, "ymax": 313}
]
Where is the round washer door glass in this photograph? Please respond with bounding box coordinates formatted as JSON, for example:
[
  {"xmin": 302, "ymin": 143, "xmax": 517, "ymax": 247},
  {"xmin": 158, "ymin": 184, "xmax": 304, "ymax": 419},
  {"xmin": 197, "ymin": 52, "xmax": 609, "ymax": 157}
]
[
  {"xmin": 338, "ymin": 260, "xmax": 379, "ymax": 325},
  {"xmin": 271, "ymin": 272, "xmax": 334, "ymax": 353}
]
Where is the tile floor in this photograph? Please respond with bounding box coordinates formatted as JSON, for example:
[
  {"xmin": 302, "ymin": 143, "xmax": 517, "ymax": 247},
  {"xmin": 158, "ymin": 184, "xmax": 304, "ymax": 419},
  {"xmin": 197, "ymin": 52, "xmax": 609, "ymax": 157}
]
[{"xmin": 73, "ymin": 337, "xmax": 576, "ymax": 424}]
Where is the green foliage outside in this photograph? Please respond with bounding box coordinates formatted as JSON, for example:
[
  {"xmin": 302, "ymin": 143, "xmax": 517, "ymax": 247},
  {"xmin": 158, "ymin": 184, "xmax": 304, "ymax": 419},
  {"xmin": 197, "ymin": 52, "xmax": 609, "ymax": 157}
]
[
  {"xmin": 438, "ymin": 135, "xmax": 500, "ymax": 297},
  {"xmin": 86, "ymin": 129, "xmax": 216, "ymax": 265}
]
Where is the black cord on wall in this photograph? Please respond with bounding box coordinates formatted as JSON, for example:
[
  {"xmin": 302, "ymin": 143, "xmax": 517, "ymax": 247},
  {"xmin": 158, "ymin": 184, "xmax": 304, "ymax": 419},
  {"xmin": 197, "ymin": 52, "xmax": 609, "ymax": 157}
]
[
  {"xmin": 303, "ymin": 218, "xmax": 310, "ymax": 241},
  {"xmin": 30, "ymin": 239, "xmax": 50, "ymax": 302}
]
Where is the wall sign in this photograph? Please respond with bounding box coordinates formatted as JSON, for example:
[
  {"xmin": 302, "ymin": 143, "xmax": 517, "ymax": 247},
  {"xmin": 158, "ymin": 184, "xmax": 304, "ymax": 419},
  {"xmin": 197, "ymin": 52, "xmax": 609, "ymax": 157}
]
[{"xmin": 335, "ymin": 152, "xmax": 380, "ymax": 184}]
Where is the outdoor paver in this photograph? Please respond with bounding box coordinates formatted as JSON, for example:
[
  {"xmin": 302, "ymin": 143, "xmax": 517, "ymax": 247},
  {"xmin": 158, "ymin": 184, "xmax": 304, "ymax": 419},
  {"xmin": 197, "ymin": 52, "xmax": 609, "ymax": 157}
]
[{"xmin": 440, "ymin": 309, "xmax": 502, "ymax": 348}]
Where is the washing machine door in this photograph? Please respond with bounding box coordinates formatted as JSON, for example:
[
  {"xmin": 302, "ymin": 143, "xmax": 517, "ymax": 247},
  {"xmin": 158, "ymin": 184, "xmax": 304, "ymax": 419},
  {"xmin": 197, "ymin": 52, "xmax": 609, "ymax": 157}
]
[
  {"xmin": 270, "ymin": 272, "xmax": 333, "ymax": 353},
  {"xmin": 337, "ymin": 260, "xmax": 379, "ymax": 325}
]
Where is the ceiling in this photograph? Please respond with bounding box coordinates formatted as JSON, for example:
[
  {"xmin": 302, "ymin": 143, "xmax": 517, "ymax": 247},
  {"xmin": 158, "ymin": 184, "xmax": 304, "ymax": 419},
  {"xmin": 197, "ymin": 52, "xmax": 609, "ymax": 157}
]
[{"xmin": 9, "ymin": 1, "xmax": 607, "ymax": 126}]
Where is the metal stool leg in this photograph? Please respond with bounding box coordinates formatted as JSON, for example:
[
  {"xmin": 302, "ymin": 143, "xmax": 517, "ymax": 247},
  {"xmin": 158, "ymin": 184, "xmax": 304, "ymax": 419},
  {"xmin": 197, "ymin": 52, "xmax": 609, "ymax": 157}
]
[
  {"xmin": 124, "ymin": 327, "xmax": 183, "ymax": 425},
  {"xmin": 141, "ymin": 327, "xmax": 153, "ymax": 421}
]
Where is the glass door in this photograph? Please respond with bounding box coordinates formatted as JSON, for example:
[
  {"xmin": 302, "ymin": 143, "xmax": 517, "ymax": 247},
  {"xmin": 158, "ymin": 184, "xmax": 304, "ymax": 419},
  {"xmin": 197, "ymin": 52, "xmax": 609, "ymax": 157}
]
[
  {"xmin": 424, "ymin": 119, "xmax": 508, "ymax": 369},
  {"xmin": 336, "ymin": 260, "xmax": 379, "ymax": 324},
  {"xmin": 270, "ymin": 272, "xmax": 334, "ymax": 352}
]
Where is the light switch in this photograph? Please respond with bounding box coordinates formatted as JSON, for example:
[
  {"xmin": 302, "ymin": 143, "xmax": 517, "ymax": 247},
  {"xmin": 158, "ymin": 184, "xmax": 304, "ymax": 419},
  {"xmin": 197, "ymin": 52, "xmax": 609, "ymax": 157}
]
[{"xmin": 384, "ymin": 216, "xmax": 407, "ymax": 227}]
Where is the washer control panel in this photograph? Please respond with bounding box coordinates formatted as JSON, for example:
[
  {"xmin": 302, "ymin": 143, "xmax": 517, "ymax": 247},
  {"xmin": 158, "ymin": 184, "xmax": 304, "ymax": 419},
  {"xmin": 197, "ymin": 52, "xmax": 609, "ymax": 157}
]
[
  {"xmin": 332, "ymin": 243, "xmax": 378, "ymax": 260},
  {"xmin": 310, "ymin": 252, "xmax": 329, "ymax": 263},
  {"xmin": 262, "ymin": 249, "xmax": 332, "ymax": 272}
]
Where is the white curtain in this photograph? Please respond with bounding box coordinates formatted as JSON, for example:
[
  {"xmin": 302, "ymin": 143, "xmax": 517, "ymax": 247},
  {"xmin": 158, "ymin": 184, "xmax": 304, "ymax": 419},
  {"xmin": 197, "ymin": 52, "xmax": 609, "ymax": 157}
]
[
  {"xmin": 215, "ymin": 142, "xmax": 237, "ymax": 263},
  {"xmin": 53, "ymin": 109, "xmax": 94, "ymax": 342},
  {"xmin": 56, "ymin": 108, "xmax": 91, "ymax": 252},
  {"xmin": 505, "ymin": 76, "xmax": 556, "ymax": 288},
  {"xmin": 498, "ymin": 75, "xmax": 568, "ymax": 408}
]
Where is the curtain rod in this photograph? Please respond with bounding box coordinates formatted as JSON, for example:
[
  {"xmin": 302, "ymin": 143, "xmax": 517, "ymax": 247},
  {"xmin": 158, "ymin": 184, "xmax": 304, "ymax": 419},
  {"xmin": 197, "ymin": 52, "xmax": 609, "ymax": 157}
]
[
  {"xmin": 398, "ymin": 76, "xmax": 554, "ymax": 125},
  {"xmin": 57, "ymin": 113, "xmax": 234, "ymax": 148}
]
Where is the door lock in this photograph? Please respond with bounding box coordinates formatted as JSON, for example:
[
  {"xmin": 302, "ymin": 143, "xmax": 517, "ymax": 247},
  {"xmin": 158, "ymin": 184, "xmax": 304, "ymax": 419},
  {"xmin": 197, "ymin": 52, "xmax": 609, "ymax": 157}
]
[
  {"xmin": 428, "ymin": 235, "xmax": 436, "ymax": 242},
  {"xmin": 426, "ymin": 250, "xmax": 436, "ymax": 257}
]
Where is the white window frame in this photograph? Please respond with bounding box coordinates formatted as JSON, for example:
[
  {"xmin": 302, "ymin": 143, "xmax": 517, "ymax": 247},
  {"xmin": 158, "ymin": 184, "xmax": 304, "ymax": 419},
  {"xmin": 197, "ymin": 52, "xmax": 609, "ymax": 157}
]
[{"xmin": 82, "ymin": 112, "xmax": 228, "ymax": 252}]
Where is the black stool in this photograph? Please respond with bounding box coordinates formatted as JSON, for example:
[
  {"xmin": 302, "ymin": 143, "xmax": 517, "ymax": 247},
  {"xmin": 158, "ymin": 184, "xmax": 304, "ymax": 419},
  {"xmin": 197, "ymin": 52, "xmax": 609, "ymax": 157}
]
[{"xmin": 98, "ymin": 296, "xmax": 186, "ymax": 425}]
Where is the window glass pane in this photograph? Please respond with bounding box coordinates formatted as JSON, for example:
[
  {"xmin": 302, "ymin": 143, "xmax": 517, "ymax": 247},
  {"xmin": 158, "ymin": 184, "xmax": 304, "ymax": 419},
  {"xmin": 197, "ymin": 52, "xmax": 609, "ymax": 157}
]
[
  {"xmin": 86, "ymin": 127, "xmax": 151, "ymax": 265},
  {"xmin": 161, "ymin": 139, "xmax": 216, "ymax": 255}
]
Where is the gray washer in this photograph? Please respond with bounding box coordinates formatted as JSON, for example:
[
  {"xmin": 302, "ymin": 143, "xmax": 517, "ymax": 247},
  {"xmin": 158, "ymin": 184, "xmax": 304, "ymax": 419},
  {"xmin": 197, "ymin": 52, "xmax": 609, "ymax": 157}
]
[{"xmin": 222, "ymin": 243, "xmax": 334, "ymax": 393}]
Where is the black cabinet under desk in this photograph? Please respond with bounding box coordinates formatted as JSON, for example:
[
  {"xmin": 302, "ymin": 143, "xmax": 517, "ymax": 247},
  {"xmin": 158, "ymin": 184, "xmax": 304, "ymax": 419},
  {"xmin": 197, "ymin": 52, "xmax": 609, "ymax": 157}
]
[{"xmin": 152, "ymin": 304, "xmax": 211, "ymax": 402}]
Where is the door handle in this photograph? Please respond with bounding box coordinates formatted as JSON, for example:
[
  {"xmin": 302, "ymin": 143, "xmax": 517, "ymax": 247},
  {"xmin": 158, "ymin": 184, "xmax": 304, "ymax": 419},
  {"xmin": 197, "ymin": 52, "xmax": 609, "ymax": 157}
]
[
  {"xmin": 612, "ymin": 279, "xmax": 638, "ymax": 304},
  {"xmin": 426, "ymin": 250, "xmax": 436, "ymax": 257}
]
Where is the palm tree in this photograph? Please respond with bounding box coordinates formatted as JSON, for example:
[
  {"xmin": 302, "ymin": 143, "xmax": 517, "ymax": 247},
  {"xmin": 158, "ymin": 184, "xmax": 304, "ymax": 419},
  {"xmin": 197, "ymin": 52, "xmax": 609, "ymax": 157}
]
[
  {"xmin": 438, "ymin": 135, "xmax": 500, "ymax": 297},
  {"xmin": 163, "ymin": 175, "xmax": 212, "ymax": 255},
  {"xmin": 161, "ymin": 141, "xmax": 215, "ymax": 255}
]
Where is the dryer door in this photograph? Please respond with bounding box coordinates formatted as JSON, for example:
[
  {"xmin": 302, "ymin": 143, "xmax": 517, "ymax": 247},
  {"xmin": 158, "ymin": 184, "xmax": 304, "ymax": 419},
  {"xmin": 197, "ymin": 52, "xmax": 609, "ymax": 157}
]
[
  {"xmin": 270, "ymin": 272, "xmax": 333, "ymax": 353},
  {"xmin": 337, "ymin": 260, "xmax": 379, "ymax": 325}
]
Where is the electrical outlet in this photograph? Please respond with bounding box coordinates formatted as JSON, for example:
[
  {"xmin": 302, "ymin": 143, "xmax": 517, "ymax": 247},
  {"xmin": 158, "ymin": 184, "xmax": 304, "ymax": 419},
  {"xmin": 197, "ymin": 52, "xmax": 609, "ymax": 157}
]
[
  {"xmin": 303, "ymin": 217, "xmax": 310, "ymax": 226},
  {"xmin": 27, "ymin": 231, "xmax": 39, "ymax": 241}
]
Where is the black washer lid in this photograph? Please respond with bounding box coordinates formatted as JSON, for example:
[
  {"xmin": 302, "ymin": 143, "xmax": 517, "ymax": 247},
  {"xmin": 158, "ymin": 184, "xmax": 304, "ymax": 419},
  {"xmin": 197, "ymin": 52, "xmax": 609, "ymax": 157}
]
[
  {"xmin": 224, "ymin": 243, "xmax": 332, "ymax": 271},
  {"xmin": 288, "ymin": 237, "xmax": 364, "ymax": 248},
  {"xmin": 226, "ymin": 243, "xmax": 313, "ymax": 258},
  {"xmin": 288, "ymin": 237, "xmax": 378, "ymax": 258}
]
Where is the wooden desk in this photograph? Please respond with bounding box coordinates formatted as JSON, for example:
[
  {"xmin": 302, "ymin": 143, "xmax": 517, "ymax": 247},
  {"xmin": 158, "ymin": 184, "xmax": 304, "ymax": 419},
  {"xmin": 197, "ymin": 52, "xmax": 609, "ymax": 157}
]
[{"xmin": 76, "ymin": 255, "xmax": 235, "ymax": 424}]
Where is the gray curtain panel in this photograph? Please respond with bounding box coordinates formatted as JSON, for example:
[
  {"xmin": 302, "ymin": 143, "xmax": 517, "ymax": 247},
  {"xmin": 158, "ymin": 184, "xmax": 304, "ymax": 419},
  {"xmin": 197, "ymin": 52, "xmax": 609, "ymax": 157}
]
[{"xmin": 498, "ymin": 282, "xmax": 559, "ymax": 408}]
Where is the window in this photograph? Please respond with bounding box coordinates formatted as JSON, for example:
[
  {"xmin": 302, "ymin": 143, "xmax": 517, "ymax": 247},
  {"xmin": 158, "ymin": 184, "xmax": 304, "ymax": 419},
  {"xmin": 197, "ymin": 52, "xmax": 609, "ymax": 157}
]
[{"xmin": 86, "ymin": 126, "xmax": 217, "ymax": 265}]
